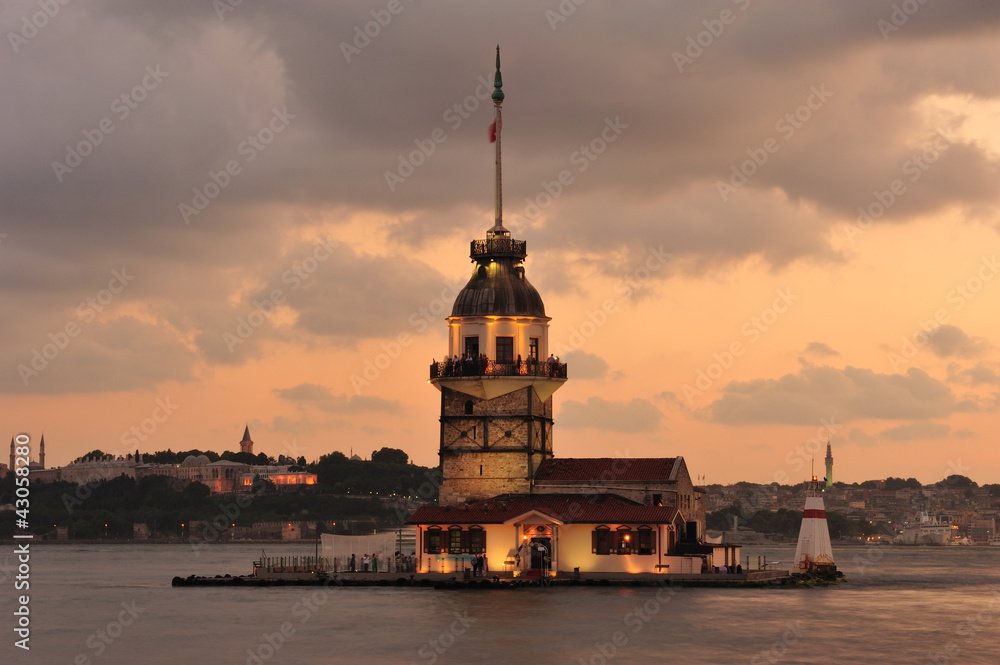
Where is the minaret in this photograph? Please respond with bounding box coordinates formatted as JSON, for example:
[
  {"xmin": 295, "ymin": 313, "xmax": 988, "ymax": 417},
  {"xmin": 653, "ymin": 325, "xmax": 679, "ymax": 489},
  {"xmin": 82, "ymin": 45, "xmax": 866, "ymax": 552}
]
[
  {"xmin": 429, "ymin": 48, "xmax": 567, "ymax": 505},
  {"xmin": 825, "ymin": 441, "xmax": 833, "ymax": 489},
  {"xmin": 39, "ymin": 434, "xmax": 45, "ymax": 469},
  {"xmin": 240, "ymin": 426, "xmax": 254, "ymax": 455}
]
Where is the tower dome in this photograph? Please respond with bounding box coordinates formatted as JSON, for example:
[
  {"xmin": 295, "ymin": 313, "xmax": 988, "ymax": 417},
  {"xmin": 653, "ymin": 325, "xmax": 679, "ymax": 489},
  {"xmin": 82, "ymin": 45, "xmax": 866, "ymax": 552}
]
[{"xmin": 451, "ymin": 229, "xmax": 545, "ymax": 318}]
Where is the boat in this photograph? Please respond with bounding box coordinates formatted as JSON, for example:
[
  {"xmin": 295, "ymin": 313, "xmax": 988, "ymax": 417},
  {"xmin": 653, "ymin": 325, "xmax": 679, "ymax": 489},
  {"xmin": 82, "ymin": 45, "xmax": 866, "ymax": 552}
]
[{"xmin": 894, "ymin": 513, "xmax": 953, "ymax": 545}]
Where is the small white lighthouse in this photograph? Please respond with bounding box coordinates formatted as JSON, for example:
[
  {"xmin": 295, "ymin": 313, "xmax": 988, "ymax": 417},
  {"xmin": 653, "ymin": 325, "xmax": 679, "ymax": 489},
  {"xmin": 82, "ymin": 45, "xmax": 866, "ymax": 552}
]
[{"xmin": 792, "ymin": 475, "xmax": 836, "ymax": 574}]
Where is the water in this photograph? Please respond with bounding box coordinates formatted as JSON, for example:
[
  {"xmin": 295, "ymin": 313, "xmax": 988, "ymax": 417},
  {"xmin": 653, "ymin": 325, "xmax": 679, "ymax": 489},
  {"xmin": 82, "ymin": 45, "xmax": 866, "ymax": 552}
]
[{"xmin": 3, "ymin": 543, "xmax": 998, "ymax": 664}]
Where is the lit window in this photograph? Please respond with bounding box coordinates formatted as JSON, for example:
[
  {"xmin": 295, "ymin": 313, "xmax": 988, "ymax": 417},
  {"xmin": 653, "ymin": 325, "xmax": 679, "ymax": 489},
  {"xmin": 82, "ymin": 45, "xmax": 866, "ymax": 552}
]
[
  {"xmin": 449, "ymin": 527, "xmax": 463, "ymax": 554},
  {"xmin": 617, "ymin": 527, "xmax": 633, "ymax": 555}
]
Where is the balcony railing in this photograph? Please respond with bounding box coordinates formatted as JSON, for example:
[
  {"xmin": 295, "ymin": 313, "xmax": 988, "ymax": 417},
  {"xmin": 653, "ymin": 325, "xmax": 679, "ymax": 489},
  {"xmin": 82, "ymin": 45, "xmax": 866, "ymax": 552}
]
[
  {"xmin": 470, "ymin": 238, "xmax": 527, "ymax": 259},
  {"xmin": 430, "ymin": 357, "xmax": 567, "ymax": 380}
]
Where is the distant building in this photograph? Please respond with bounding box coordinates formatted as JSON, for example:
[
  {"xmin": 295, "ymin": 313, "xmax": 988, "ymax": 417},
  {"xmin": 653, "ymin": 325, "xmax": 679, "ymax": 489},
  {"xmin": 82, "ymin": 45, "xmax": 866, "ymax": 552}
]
[{"xmin": 28, "ymin": 428, "xmax": 315, "ymax": 494}]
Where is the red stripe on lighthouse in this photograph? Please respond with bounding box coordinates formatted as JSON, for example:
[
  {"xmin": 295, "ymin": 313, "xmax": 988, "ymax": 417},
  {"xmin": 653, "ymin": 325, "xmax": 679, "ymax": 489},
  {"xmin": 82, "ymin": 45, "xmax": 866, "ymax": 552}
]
[{"xmin": 803, "ymin": 509, "xmax": 826, "ymax": 519}]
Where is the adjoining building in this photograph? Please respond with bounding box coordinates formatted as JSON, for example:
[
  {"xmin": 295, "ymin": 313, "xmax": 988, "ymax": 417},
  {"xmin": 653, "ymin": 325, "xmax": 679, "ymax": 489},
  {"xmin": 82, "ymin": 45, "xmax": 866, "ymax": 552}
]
[{"xmin": 408, "ymin": 49, "xmax": 725, "ymax": 577}]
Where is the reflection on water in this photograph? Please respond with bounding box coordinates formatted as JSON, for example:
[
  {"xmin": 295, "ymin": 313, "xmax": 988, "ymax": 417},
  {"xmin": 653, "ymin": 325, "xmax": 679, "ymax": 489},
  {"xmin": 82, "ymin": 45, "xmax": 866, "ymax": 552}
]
[{"xmin": 4, "ymin": 543, "xmax": 998, "ymax": 665}]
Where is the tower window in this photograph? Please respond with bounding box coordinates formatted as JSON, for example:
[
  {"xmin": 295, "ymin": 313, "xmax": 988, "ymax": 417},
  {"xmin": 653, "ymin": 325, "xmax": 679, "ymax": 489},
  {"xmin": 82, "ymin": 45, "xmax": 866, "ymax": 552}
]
[
  {"xmin": 464, "ymin": 336, "xmax": 479, "ymax": 358},
  {"xmin": 464, "ymin": 400, "xmax": 474, "ymax": 415},
  {"xmin": 477, "ymin": 265, "xmax": 487, "ymax": 278},
  {"xmin": 529, "ymin": 338, "xmax": 539, "ymax": 361},
  {"xmin": 496, "ymin": 336, "xmax": 514, "ymax": 364},
  {"xmin": 479, "ymin": 464, "xmax": 483, "ymax": 476},
  {"xmin": 652, "ymin": 494, "xmax": 662, "ymax": 507}
]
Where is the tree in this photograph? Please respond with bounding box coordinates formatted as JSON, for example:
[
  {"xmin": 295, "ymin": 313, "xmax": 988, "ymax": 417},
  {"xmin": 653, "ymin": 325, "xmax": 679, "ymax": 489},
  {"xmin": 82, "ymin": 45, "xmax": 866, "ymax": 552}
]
[{"xmin": 371, "ymin": 447, "xmax": 409, "ymax": 466}]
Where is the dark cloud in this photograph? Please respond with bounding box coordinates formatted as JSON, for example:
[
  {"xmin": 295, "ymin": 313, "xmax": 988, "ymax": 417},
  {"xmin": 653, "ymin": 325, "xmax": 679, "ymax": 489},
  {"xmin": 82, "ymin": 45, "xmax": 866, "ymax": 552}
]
[
  {"xmin": 558, "ymin": 396, "xmax": 662, "ymax": 433},
  {"xmin": 561, "ymin": 350, "xmax": 609, "ymax": 379},
  {"xmin": 879, "ymin": 421, "xmax": 951, "ymax": 441},
  {"xmin": 947, "ymin": 361, "xmax": 1000, "ymax": 386},
  {"xmin": 704, "ymin": 365, "xmax": 959, "ymax": 425},
  {"xmin": 925, "ymin": 325, "xmax": 989, "ymax": 359},
  {"xmin": 273, "ymin": 383, "xmax": 400, "ymax": 413},
  {"xmin": 804, "ymin": 342, "xmax": 839, "ymax": 357},
  {"xmin": 3, "ymin": 0, "xmax": 1000, "ymax": 398}
]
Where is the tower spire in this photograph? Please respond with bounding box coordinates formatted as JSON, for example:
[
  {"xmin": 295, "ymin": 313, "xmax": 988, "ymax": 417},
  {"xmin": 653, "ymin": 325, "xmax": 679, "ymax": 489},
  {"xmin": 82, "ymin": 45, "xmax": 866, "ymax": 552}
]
[{"xmin": 491, "ymin": 45, "xmax": 505, "ymax": 234}]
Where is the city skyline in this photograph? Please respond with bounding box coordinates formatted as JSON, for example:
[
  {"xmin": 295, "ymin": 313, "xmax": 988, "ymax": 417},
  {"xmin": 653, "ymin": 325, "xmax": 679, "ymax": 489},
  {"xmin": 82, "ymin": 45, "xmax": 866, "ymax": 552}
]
[{"xmin": 2, "ymin": 1, "xmax": 998, "ymax": 485}]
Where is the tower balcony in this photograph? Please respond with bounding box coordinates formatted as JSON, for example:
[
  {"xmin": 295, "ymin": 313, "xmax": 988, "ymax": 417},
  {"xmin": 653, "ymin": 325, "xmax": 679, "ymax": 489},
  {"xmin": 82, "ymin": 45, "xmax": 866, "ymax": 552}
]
[
  {"xmin": 429, "ymin": 357, "xmax": 567, "ymax": 401},
  {"xmin": 470, "ymin": 237, "xmax": 526, "ymax": 260}
]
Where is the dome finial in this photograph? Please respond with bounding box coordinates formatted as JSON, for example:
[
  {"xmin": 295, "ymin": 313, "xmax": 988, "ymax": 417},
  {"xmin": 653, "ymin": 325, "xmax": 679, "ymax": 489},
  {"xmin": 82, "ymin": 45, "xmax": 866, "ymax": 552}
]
[{"xmin": 492, "ymin": 45, "xmax": 504, "ymax": 103}]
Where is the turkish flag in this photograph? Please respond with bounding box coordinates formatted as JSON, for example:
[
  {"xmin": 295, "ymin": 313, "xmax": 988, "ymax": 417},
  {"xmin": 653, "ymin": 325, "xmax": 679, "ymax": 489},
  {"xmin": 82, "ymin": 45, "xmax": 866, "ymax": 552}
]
[{"xmin": 489, "ymin": 121, "xmax": 497, "ymax": 143}]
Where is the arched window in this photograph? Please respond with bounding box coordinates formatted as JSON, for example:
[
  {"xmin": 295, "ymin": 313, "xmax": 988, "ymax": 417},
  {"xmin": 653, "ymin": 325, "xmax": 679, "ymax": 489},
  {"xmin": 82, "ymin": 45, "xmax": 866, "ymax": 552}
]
[{"xmin": 464, "ymin": 400, "xmax": 474, "ymax": 415}]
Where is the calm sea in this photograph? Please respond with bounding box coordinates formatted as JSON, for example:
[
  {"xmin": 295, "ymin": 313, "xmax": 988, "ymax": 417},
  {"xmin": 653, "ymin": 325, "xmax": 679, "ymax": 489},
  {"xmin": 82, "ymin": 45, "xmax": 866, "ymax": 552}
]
[{"xmin": 2, "ymin": 542, "xmax": 998, "ymax": 664}]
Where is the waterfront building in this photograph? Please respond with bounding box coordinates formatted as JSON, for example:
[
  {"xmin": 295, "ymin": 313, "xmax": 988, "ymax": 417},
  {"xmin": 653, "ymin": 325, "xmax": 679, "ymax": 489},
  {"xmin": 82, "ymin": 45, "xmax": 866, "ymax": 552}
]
[{"xmin": 408, "ymin": 49, "xmax": 722, "ymax": 577}]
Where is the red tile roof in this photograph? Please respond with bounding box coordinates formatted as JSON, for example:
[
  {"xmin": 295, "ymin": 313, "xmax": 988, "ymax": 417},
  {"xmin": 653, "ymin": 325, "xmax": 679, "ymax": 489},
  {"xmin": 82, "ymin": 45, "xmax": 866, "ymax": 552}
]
[
  {"xmin": 533, "ymin": 458, "xmax": 677, "ymax": 483},
  {"xmin": 407, "ymin": 494, "xmax": 678, "ymax": 526}
]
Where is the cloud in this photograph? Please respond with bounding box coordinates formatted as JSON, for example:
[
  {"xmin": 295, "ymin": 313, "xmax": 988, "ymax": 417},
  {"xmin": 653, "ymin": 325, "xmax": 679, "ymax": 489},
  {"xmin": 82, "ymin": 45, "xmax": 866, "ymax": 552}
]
[
  {"xmin": 803, "ymin": 342, "xmax": 839, "ymax": 357},
  {"xmin": 848, "ymin": 428, "xmax": 878, "ymax": 448},
  {"xmin": 705, "ymin": 365, "xmax": 959, "ymax": 425},
  {"xmin": 953, "ymin": 428, "xmax": 979, "ymax": 439},
  {"xmin": 879, "ymin": 421, "xmax": 951, "ymax": 441},
  {"xmin": 925, "ymin": 325, "xmax": 989, "ymax": 358},
  {"xmin": 273, "ymin": 383, "xmax": 400, "ymax": 413},
  {"xmin": 561, "ymin": 350, "xmax": 609, "ymax": 379},
  {"xmin": 558, "ymin": 396, "xmax": 662, "ymax": 433},
  {"xmin": 947, "ymin": 361, "xmax": 1000, "ymax": 386}
]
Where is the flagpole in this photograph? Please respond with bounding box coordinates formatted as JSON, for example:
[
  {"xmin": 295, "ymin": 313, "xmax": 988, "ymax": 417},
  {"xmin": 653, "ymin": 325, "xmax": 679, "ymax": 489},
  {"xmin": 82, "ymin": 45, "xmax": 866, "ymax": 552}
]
[{"xmin": 492, "ymin": 45, "xmax": 504, "ymax": 228}]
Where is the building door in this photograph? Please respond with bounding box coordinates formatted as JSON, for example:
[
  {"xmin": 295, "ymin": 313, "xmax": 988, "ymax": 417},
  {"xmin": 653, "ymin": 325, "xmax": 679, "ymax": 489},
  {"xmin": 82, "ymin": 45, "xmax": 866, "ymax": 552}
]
[
  {"xmin": 464, "ymin": 336, "xmax": 479, "ymax": 358},
  {"xmin": 529, "ymin": 537, "xmax": 550, "ymax": 571}
]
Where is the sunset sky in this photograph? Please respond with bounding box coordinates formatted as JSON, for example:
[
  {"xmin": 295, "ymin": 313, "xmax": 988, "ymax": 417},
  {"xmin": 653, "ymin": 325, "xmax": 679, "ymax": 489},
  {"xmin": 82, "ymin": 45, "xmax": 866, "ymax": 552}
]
[{"xmin": 2, "ymin": 0, "xmax": 998, "ymax": 486}]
